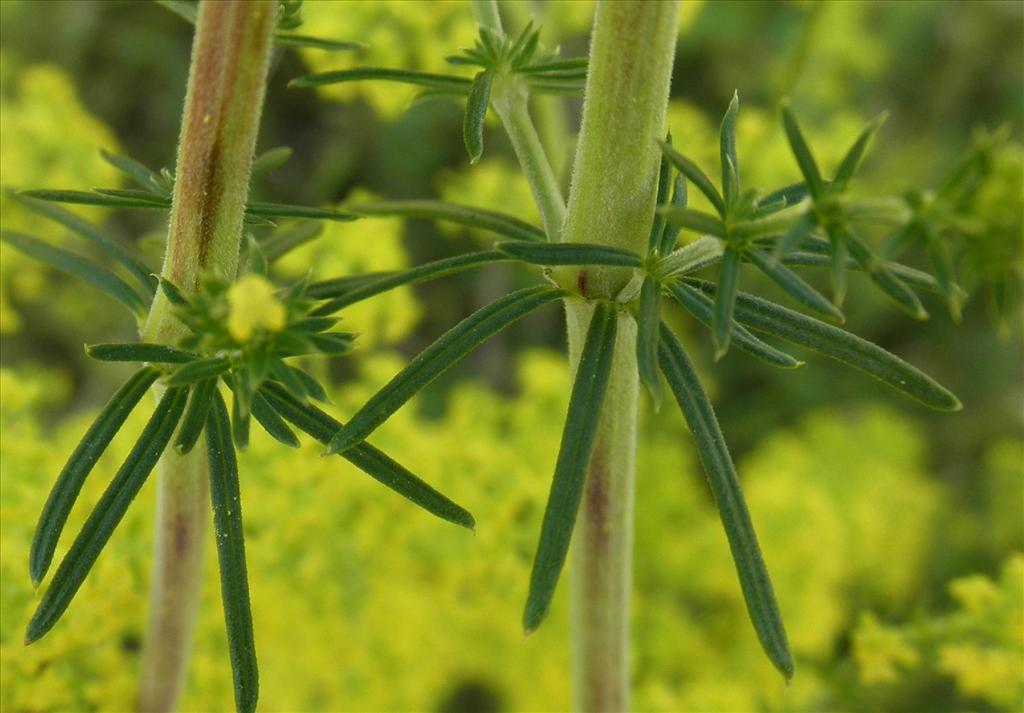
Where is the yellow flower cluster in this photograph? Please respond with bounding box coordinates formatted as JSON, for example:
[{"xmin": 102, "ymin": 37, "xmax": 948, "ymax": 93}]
[{"xmin": 226, "ymin": 274, "xmax": 287, "ymax": 343}]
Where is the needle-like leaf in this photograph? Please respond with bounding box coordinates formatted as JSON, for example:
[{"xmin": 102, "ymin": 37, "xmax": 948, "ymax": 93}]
[
  {"xmin": 659, "ymin": 208, "xmax": 727, "ymax": 239},
  {"xmin": 26, "ymin": 386, "xmax": 188, "ymax": 644},
  {"xmin": 781, "ymin": 102, "xmax": 823, "ymax": 199},
  {"xmin": 205, "ymin": 392, "xmax": 259, "ymax": 713},
  {"xmin": 524, "ymin": 301, "xmax": 618, "ymax": 633},
  {"xmin": 844, "ymin": 230, "xmax": 928, "ymax": 320},
  {"xmin": 174, "ymin": 378, "xmax": 218, "ymax": 455},
  {"xmin": 87, "ymin": 343, "xmax": 197, "ymax": 364},
  {"xmin": 657, "ymin": 323, "xmax": 793, "ymax": 680},
  {"xmin": 775, "ymin": 210, "xmax": 817, "ymax": 259},
  {"xmin": 648, "ymin": 135, "xmax": 673, "ymax": 255},
  {"xmin": 463, "ymin": 70, "xmax": 492, "ymax": 164},
  {"xmin": 347, "ymin": 200, "xmax": 546, "ymax": 242},
  {"xmin": 658, "ymin": 174, "xmax": 689, "ymax": 256},
  {"xmin": 712, "ymin": 247, "xmax": 741, "ymax": 358},
  {"xmin": 666, "ymin": 281, "xmax": 802, "ymax": 369},
  {"xmin": 244, "ymin": 202, "xmax": 357, "ymax": 223},
  {"xmin": 745, "ymin": 249, "xmax": 844, "ymax": 322},
  {"xmin": 260, "ymin": 383, "xmax": 475, "ymax": 529},
  {"xmin": 495, "ymin": 242, "xmax": 642, "ymax": 267},
  {"xmin": 326, "ymin": 286, "xmax": 565, "ymax": 455},
  {"xmin": 657, "ymin": 236, "xmax": 723, "ymax": 279},
  {"xmin": 165, "ymin": 357, "xmax": 232, "ymax": 387},
  {"xmin": 250, "ymin": 147, "xmax": 293, "ymax": 182},
  {"xmin": 99, "ymin": 149, "xmax": 168, "ymax": 195},
  {"xmin": 686, "ymin": 279, "xmax": 961, "ymax": 410},
  {"xmin": 273, "ymin": 34, "xmax": 361, "ymax": 52},
  {"xmin": 259, "ymin": 222, "xmax": 324, "ymax": 263},
  {"xmin": 250, "ymin": 391, "xmax": 300, "ymax": 448},
  {"xmin": 289, "ymin": 67, "xmax": 473, "ymax": 93},
  {"xmin": 1, "ymin": 231, "xmax": 149, "ymax": 315},
  {"xmin": 720, "ymin": 91, "xmax": 740, "ymax": 208},
  {"xmin": 636, "ymin": 277, "xmax": 663, "ymax": 408},
  {"xmin": 17, "ymin": 189, "xmax": 169, "ymax": 210},
  {"xmin": 13, "ymin": 194, "xmax": 156, "ymax": 296},
  {"xmin": 658, "ymin": 141, "xmax": 726, "ymax": 217},
  {"xmin": 313, "ymin": 251, "xmax": 509, "ymax": 314},
  {"xmin": 830, "ymin": 112, "xmax": 887, "ymax": 194},
  {"xmin": 29, "ymin": 367, "xmax": 160, "ymax": 586}
]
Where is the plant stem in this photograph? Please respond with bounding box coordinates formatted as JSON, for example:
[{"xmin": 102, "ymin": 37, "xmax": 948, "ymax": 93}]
[
  {"xmin": 561, "ymin": 3, "xmax": 679, "ymax": 712},
  {"xmin": 138, "ymin": 2, "xmax": 276, "ymax": 711}
]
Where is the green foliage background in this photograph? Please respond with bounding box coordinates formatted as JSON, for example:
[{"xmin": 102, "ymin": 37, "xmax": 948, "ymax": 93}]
[{"xmin": 1, "ymin": 1, "xmax": 1021, "ymax": 711}]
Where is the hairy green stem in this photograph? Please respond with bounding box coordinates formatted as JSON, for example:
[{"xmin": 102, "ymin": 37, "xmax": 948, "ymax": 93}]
[
  {"xmin": 561, "ymin": 3, "xmax": 680, "ymax": 712},
  {"xmin": 138, "ymin": 2, "xmax": 276, "ymax": 711}
]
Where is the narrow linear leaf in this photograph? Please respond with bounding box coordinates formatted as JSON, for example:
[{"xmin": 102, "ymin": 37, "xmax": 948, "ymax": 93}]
[
  {"xmin": 99, "ymin": 149, "xmax": 167, "ymax": 195},
  {"xmin": 231, "ymin": 369, "xmax": 251, "ymax": 450},
  {"xmin": 87, "ymin": 343, "xmax": 197, "ymax": 364},
  {"xmin": 658, "ymin": 141, "xmax": 726, "ymax": 217},
  {"xmin": 757, "ymin": 181, "xmax": 818, "ymax": 215},
  {"xmin": 250, "ymin": 391, "xmax": 300, "ymax": 448},
  {"xmin": 273, "ymin": 33, "xmax": 361, "ymax": 51},
  {"xmin": 666, "ymin": 281, "xmax": 802, "ymax": 369},
  {"xmin": 517, "ymin": 58, "xmax": 589, "ymax": 74},
  {"xmin": 658, "ymin": 174, "xmax": 689, "ymax": 255},
  {"xmin": 830, "ymin": 233, "xmax": 849, "ymax": 308},
  {"xmin": 830, "ymin": 111, "xmax": 887, "ymax": 194},
  {"xmin": 165, "ymin": 357, "xmax": 232, "ymax": 387},
  {"xmin": 287, "ymin": 366, "xmax": 329, "ymax": 403},
  {"xmin": 779, "ymin": 251, "xmax": 947, "ymax": 295},
  {"xmin": 720, "ymin": 91, "xmax": 740, "ymax": 207},
  {"xmin": 306, "ymin": 272, "xmax": 392, "ymax": 301},
  {"xmin": 637, "ymin": 277, "xmax": 663, "ymax": 408},
  {"xmin": 657, "ymin": 324, "xmax": 793, "ymax": 679},
  {"xmin": 326, "ymin": 286, "xmax": 565, "ymax": 455},
  {"xmin": 925, "ymin": 232, "xmax": 961, "ymax": 321},
  {"xmin": 524, "ymin": 302, "xmax": 618, "ymax": 633},
  {"xmin": 657, "ymin": 236, "xmax": 723, "ymax": 279},
  {"xmin": 260, "ymin": 383, "xmax": 474, "ymax": 529},
  {"xmin": 29, "ymin": 367, "xmax": 159, "ymax": 586},
  {"xmin": 313, "ymin": 251, "xmax": 509, "ymax": 314},
  {"xmin": 463, "ymin": 70, "xmax": 492, "ymax": 164},
  {"xmin": 250, "ymin": 147, "xmax": 293, "ymax": 182},
  {"xmin": 495, "ymin": 242, "xmax": 642, "ymax": 268},
  {"xmin": 347, "ymin": 200, "xmax": 545, "ymax": 242},
  {"xmin": 746, "ymin": 248, "xmax": 844, "ymax": 322},
  {"xmin": 92, "ymin": 188, "xmax": 171, "ymax": 206},
  {"xmin": 659, "ymin": 208, "xmax": 727, "ymax": 239},
  {"xmin": 17, "ymin": 189, "xmax": 169, "ymax": 211},
  {"xmin": 268, "ymin": 359, "xmax": 308, "ymax": 400},
  {"xmin": 712, "ymin": 247, "xmax": 741, "ymax": 358},
  {"xmin": 775, "ymin": 210, "xmax": 817, "ymax": 259},
  {"xmin": 527, "ymin": 80, "xmax": 586, "ymax": 96},
  {"xmin": 13, "ymin": 194, "xmax": 156, "ymax": 296},
  {"xmin": 648, "ymin": 136, "xmax": 673, "ymax": 255},
  {"xmin": 289, "ymin": 67, "xmax": 473, "ymax": 93},
  {"xmin": 1, "ymin": 231, "xmax": 149, "ymax": 315},
  {"xmin": 174, "ymin": 378, "xmax": 218, "ymax": 455},
  {"xmin": 26, "ymin": 387, "xmax": 188, "ymax": 644},
  {"xmin": 307, "ymin": 332, "xmax": 356, "ymax": 355},
  {"xmin": 205, "ymin": 392, "xmax": 259, "ymax": 713},
  {"xmin": 686, "ymin": 279, "xmax": 961, "ymax": 410},
  {"xmin": 244, "ymin": 202, "xmax": 356, "ymax": 223},
  {"xmin": 844, "ymin": 230, "xmax": 928, "ymax": 319},
  {"xmin": 780, "ymin": 103, "xmax": 823, "ymax": 198}
]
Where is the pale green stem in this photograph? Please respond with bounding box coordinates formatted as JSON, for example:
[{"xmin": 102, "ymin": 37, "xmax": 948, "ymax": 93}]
[
  {"xmin": 137, "ymin": 2, "xmax": 276, "ymax": 711},
  {"xmin": 561, "ymin": 3, "xmax": 680, "ymax": 712}
]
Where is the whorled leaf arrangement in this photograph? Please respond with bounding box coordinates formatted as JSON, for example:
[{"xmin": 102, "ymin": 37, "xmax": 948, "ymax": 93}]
[{"xmin": 8, "ymin": 7, "xmax": 985, "ymax": 710}]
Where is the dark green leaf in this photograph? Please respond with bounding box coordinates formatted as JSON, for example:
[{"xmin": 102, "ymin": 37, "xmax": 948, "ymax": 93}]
[
  {"xmin": 720, "ymin": 91, "xmax": 740, "ymax": 208},
  {"xmin": 29, "ymin": 367, "xmax": 159, "ymax": 586},
  {"xmin": 636, "ymin": 277, "xmax": 663, "ymax": 408},
  {"xmin": 526, "ymin": 80, "xmax": 586, "ymax": 95},
  {"xmin": 925, "ymin": 231, "xmax": 961, "ymax": 321},
  {"xmin": 306, "ymin": 272, "xmax": 392, "ymax": 301},
  {"xmin": 289, "ymin": 67, "xmax": 473, "ymax": 93},
  {"xmin": 159, "ymin": 277, "xmax": 189, "ymax": 306},
  {"xmin": 156, "ymin": 0, "xmax": 197, "ymax": 23},
  {"xmin": 686, "ymin": 279, "xmax": 961, "ymax": 410},
  {"xmin": 165, "ymin": 357, "xmax": 232, "ymax": 387},
  {"xmin": 830, "ymin": 112, "xmax": 887, "ymax": 194},
  {"xmin": 830, "ymin": 234, "xmax": 849, "ymax": 308},
  {"xmin": 648, "ymin": 135, "xmax": 673, "ymax": 256},
  {"xmin": 778, "ymin": 251, "xmax": 947, "ymax": 295},
  {"xmin": 307, "ymin": 332, "xmax": 356, "ymax": 355},
  {"xmin": 99, "ymin": 149, "xmax": 168, "ymax": 195},
  {"xmin": 13, "ymin": 194, "xmax": 156, "ymax": 296},
  {"xmin": 656, "ymin": 236, "xmax": 723, "ymax": 278},
  {"xmin": 775, "ymin": 210, "xmax": 817, "ymax": 259},
  {"xmin": 26, "ymin": 387, "xmax": 188, "ymax": 644},
  {"xmin": 273, "ymin": 33, "xmax": 361, "ymax": 51},
  {"xmin": 205, "ymin": 392, "xmax": 259, "ymax": 713},
  {"xmin": 757, "ymin": 181, "xmax": 817, "ymax": 215},
  {"xmin": 495, "ymin": 242, "xmax": 642, "ymax": 268},
  {"xmin": 231, "ymin": 369, "xmax": 252, "ymax": 450},
  {"xmin": 313, "ymin": 251, "xmax": 509, "ymax": 314},
  {"xmin": 17, "ymin": 189, "xmax": 169, "ymax": 211},
  {"xmin": 517, "ymin": 58, "xmax": 588, "ymax": 74},
  {"xmin": 844, "ymin": 230, "xmax": 927, "ymax": 319},
  {"xmin": 780, "ymin": 103, "xmax": 823, "ymax": 199},
  {"xmin": 658, "ymin": 141, "xmax": 726, "ymax": 217},
  {"xmin": 659, "ymin": 208, "xmax": 727, "ymax": 239},
  {"xmin": 92, "ymin": 188, "xmax": 172, "ymax": 207},
  {"xmin": 244, "ymin": 202, "xmax": 356, "ymax": 223},
  {"xmin": 1, "ymin": 231, "xmax": 149, "ymax": 315},
  {"xmin": 250, "ymin": 147, "xmax": 293, "ymax": 182},
  {"xmin": 658, "ymin": 175, "xmax": 688, "ymax": 256},
  {"xmin": 712, "ymin": 247, "xmax": 741, "ymax": 358},
  {"xmin": 524, "ymin": 301, "xmax": 618, "ymax": 633},
  {"xmin": 260, "ymin": 383, "xmax": 474, "ymax": 529},
  {"xmin": 666, "ymin": 281, "xmax": 802, "ymax": 369},
  {"xmin": 250, "ymin": 391, "xmax": 300, "ymax": 448},
  {"xmin": 268, "ymin": 359, "xmax": 308, "ymax": 400},
  {"xmin": 174, "ymin": 378, "xmax": 217, "ymax": 455},
  {"xmin": 86, "ymin": 343, "xmax": 197, "ymax": 364},
  {"xmin": 746, "ymin": 249, "xmax": 844, "ymax": 322},
  {"xmin": 326, "ymin": 286, "xmax": 565, "ymax": 455},
  {"xmin": 657, "ymin": 324, "xmax": 793, "ymax": 680},
  {"xmin": 347, "ymin": 200, "xmax": 545, "ymax": 242},
  {"xmin": 463, "ymin": 70, "xmax": 492, "ymax": 164}
]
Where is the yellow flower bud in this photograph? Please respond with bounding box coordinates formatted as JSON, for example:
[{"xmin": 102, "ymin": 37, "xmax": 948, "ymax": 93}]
[{"xmin": 226, "ymin": 274, "xmax": 286, "ymax": 343}]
